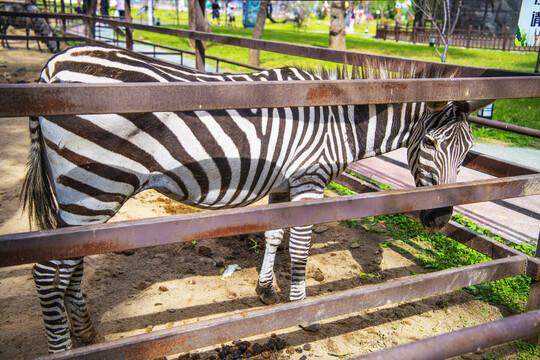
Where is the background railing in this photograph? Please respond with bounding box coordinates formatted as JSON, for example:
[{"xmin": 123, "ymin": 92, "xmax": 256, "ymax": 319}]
[{"xmin": 376, "ymin": 22, "xmax": 539, "ymax": 53}]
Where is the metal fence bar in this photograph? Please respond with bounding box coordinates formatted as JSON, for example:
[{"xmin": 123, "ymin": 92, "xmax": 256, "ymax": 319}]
[
  {"xmin": 463, "ymin": 150, "xmax": 539, "ymax": 177},
  {"xmin": 34, "ymin": 256, "xmax": 527, "ymax": 360},
  {"xmin": 0, "ymin": 35, "xmax": 83, "ymax": 42},
  {"xmin": 1, "ymin": 76, "xmax": 539, "ymax": 117},
  {"xmin": 1, "ymin": 174, "xmax": 538, "ymax": 268},
  {"xmin": 469, "ymin": 116, "xmax": 540, "ymax": 139},
  {"xmin": 352, "ymin": 310, "xmax": 540, "ymax": 360}
]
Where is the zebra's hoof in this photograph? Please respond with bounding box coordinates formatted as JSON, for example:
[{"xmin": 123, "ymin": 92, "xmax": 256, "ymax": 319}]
[
  {"xmin": 75, "ymin": 331, "xmax": 105, "ymax": 346},
  {"xmin": 256, "ymin": 284, "xmax": 279, "ymax": 305},
  {"xmin": 299, "ymin": 322, "xmax": 321, "ymax": 332}
]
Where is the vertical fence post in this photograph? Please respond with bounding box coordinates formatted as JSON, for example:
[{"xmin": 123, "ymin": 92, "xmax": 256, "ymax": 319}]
[
  {"xmin": 395, "ymin": 22, "xmax": 400, "ymax": 42},
  {"xmin": 502, "ymin": 26, "xmax": 509, "ymax": 51},
  {"xmin": 60, "ymin": 0, "xmax": 66, "ymax": 31},
  {"xmin": 465, "ymin": 25, "xmax": 472, "ymax": 49},
  {"xmin": 526, "ymin": 232, "xmax": 540, "ymax": 346},
  {"xmin": 195, "ymin": 0, "xmax": 206, "ymax": 71},
  {"xmin": 412, "ymin": 22, "xmax": 417, "ymax": 44},
  {"xmin": 125, "ymin": 0, "xmax": 133, "ymax": 50},
  {"xmin": 383, "ymin": 21, "xmax": 388, "ymax": 41}
]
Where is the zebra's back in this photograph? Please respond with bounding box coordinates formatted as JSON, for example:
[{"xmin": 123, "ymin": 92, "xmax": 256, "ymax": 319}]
[{"xmin": 37, "ymin": 46, "xmax": 347, "ymax": 225}]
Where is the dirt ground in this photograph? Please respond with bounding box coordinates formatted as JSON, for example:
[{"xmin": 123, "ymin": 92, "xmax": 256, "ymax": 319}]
[{"xmin": 0, "ymin": 44, "xmax": 533, "ymax": 360}]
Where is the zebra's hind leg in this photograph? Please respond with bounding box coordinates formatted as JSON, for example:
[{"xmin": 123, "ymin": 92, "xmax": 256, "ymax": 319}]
[
  {"xmin": 64, "ymin": 259, "xmax": 103, "ymax": 346},
  {"xmin": 256, "ymin": 192, "xmax": 289, "ymax": 305},
  {"xmin": 288, "ymin": 188, "xmax": 325, "ymax": 332},
  {"xmin": 33, "ymin": 259, "xmax": 80, "ymax": 352}
]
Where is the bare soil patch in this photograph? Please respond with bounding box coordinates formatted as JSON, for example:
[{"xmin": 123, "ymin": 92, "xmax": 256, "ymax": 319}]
[{"xmin": 0, "ymin": 47, "xmax": 532, "ymax": 360}]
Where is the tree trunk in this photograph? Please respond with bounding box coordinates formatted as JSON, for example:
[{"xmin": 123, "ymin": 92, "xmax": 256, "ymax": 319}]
[
  {"xmin": 329, "ymin": 1, "xmax": 346, "ymax": 50},
  {"xmin": 188, "ymin": 0, "xmax": 210, "ymax": 50},
  {"xmin": 248, "ymin": 0, "xmax": 269, "ymax": 66}
]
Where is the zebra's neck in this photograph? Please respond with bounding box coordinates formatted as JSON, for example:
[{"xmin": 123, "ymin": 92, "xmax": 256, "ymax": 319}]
[{"xmin": 350, "ymin": 102, "xmax": 425, "ymax": 161}]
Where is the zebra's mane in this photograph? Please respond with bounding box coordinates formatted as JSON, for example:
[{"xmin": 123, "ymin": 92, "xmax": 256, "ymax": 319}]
[{"xmin": 306, "ymin": 56, "xmax": 460, "ymax": 81}]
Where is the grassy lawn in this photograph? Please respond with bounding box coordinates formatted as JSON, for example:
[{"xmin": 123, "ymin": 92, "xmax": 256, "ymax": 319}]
[{"xmin": 128, "ymin": 10, "xmax": 538, "ymax": 148}]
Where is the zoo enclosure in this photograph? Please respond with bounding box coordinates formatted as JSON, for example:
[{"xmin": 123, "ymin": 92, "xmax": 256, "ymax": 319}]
[
  {"xmin": 375, "ymin": 22, "xmax": 540, "ymax": 53},
  {"xmin": 1, "ymin": 7, "xmax": 540, "ymax": 360}
]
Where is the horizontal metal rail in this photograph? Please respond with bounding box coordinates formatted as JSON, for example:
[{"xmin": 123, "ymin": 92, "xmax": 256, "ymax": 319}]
[
  {"xmin": 133, "ymin": 39, "xmax": 267, "ymax": 71},
  {"xmin": 1, "ymin": 174, "xmax": 538, "ymax": 268},
  {"xmin": 35, "ymin": 256, "xmax": 527, "ymax": 360},
  {"xmin": 469, "ymin": 115, "xmax": 540, "ymax": 139},
  {"xmin": 352, "ymin": 310, "xmax": 540, "ymax": 360},
  {"xmin": 463, "ymin": 150, "xmax": 539, "ymax": 177},
  {"xmin": 1, "ymin": 76, "xmax": 539, "ymax": 117},
  {"xmin": 0, "ymin": 35, "xmax": 84, "ymax": 42}
]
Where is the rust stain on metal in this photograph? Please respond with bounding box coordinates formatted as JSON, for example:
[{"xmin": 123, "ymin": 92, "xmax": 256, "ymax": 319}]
[
  {"xmin": 180, "ymin": 223, "xmax": 270, "ymax": 243},
  {"xmin": 306, "ymin": 84, "xmax": 345, "ymax": 102}
]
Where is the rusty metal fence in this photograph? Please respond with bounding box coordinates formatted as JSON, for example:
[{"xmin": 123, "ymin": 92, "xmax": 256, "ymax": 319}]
[
  {"xmin": 375, "ymin": 22, "xmax": 540, "ymax": 53},
  {"xmin": 0, "ymin": 9, "xmax": 540, "ymax": 360}
]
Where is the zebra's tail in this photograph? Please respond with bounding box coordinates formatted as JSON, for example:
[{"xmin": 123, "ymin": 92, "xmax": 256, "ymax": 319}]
[{"xmin": 21, "ymin": 116, "xmax": 63, "ymax": 230}]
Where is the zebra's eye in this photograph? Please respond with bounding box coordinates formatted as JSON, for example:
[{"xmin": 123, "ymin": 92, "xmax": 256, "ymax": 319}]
[{"xmin": 424, "ymin": 137, "xmax": 436, "ymax": 149}]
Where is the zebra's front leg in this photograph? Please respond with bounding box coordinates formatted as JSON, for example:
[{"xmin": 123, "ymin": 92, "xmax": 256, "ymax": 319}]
[
  {"xmin": 256, "ymin": 192, "xmax": 289, "ymax": 305},
  {"xmin": 64, "ymin": 259, "xmax": 103, "ymax": 346},
  {"xmin": 33, "ymin": 260, "xmax": 77, "ymax": 353},
  {"xmin": 256, "ymin": 228, "xmax": 284, "ymax": 305}
]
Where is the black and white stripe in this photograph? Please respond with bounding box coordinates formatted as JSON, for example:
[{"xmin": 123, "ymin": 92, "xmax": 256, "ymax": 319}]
[
  {"xmin": 23, "ymin": 45, "xmax": 485, "ymax": 352},
  {"xmin": 0, "ymin": 3, "xmax": 59, "ymax": 53}
]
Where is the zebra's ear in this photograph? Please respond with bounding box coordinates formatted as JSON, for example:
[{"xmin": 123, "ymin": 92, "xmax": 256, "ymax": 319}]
[
  {"xmin": 426, "ymin": 101, "xmax": 448, "ymax": 111},
  {"xmin": 465, "ymin": 99, "xmax": 495, "ymax": 114}
]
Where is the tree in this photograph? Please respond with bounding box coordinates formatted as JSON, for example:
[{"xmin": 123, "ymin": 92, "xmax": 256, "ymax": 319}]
[
  {"xmin": 248, "ymin": 0, "xmax": 270, "ymax": 66},
  {"xmin": 411, "ymin": 0, "xmax": 463, "ymax": 62},
  {"xmin": 329, "ymin": 1, "xmax": 346, "ymax": 50},
  {"xmin": 188, "ymin": 0, "xmax": 210, "ymax": 50}
]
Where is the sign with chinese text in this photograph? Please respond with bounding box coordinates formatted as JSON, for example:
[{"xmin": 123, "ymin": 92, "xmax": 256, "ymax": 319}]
[{"xmin": 516, "ymin": 0, "xmax": 540, "ymax": 46}]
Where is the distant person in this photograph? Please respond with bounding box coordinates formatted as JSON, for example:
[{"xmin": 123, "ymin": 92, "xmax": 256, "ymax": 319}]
[
  {"xmin": 226, "ymin": 0, "xmax": 235, "ymax": 27},
  {"xmin": 97, "ymin": 0, "xmax": 109, "ymax": 17},
  {"xmin": 211, "ymin": 0, "xmax": 220, "ymax": 26},
  {"xmin": 116, "ymin": 0, "xmax": 125, "ymax": 18}
]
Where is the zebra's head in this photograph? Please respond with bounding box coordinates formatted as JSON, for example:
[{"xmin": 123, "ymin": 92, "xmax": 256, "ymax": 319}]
[{"xmin": 407, "ymin": 100, "xmax": 492, "ymax": 231}]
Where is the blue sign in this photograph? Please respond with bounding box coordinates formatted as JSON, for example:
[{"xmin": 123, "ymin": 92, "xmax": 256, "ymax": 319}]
[{"xmin": 243, "ymin": 0, "xmax": 260, "ymax": 28}]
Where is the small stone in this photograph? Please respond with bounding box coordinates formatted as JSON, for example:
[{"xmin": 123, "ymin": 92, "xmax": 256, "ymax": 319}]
[
  {"xmin": 295, "ymin": 347, "xmax": 303, "ymax": 353},
  {"xmin": 198, "ymin": 245, "xmax": 213, "ymax": 257},
  {"xmin": 286, "ymin": 348, "xmax": 295, "ymax": 355},
  {"xmin": 300, "ymin": 356, "xmax": 308, "ymax": 360},
  {"xmin": 158, "ymin": 285, "xmax": 169, "ymax": 292},
  {"xmin": 311, "ymin": 268, "xmax": 325, "ymax": 282},
  {"xmin": 313, "ymin": 225, "xmax": 328, "ymax": 234},
  {"xmin": 145, "ymin": 325, "xmax": 153, "ymax": 333},
  {"xmin": 302, "ymin": 344, "xmax": 312, "ymax": 351},
  {"xmin": 188, "ymin": 280, "xmax": 196, "ymax": 284},
  {"xmin": 402, "ymin": 319, "xmax": 413, "ymax": 325},
  {"xmin": 350, "ymin": 243, "xmax": 361, "ymax": 249},
  {"xmin": 167, "ymin": 309, "xmax": 176, "ymax": 313},
  {"xmin": 154, "ymin": 303, "xmax": 162, "ymax": 306}
]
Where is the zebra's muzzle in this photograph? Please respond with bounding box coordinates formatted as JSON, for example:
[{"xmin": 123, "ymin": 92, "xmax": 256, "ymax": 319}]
[{"xmin": 420, "ymin": 206, "xmax": 453, "ymax": 231}]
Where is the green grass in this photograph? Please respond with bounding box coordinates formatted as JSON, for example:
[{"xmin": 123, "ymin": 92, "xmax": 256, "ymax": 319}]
[{"xmin": 125, "ymin": 10, "xmax": 538, "ymax": 148}]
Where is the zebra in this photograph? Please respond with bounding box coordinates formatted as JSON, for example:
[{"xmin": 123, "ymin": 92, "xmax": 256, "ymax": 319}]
[
  {"xmin": 0, "ymin": 3, "xmax": 60, "ymax": 53},
  {"xmin": 22, "ymin": 45, "xmax": 493, "ymax": 352}
]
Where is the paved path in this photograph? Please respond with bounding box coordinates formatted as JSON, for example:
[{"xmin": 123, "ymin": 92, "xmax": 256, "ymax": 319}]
[{"xmin": 349, "ymin": 145, "xmax": 539, "ymax": 245}]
